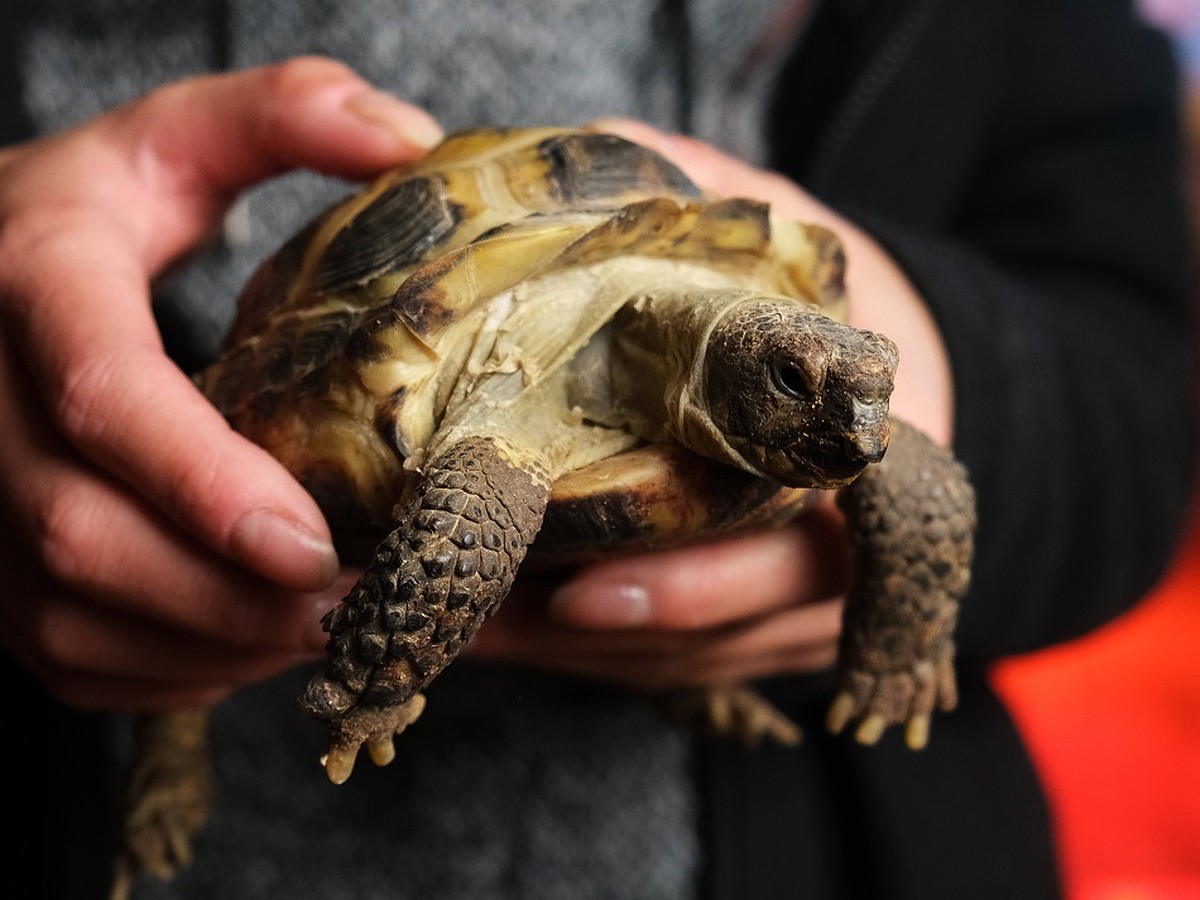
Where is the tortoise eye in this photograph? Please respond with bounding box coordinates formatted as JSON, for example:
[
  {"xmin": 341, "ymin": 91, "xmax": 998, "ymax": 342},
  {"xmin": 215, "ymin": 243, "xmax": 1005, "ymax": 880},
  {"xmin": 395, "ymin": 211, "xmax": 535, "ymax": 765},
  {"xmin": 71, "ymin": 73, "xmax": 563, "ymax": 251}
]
[{"xmin": 770, "ymin": 359, "xmax": 812, "ymax": 399}]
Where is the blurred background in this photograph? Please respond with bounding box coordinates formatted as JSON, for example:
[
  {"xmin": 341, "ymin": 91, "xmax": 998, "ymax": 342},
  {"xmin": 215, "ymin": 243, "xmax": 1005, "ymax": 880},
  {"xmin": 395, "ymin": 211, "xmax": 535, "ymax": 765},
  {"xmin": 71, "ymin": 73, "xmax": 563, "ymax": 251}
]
[{"xmin": 992, "ymin": 5, "xmax": 1200, "ymax": 899}]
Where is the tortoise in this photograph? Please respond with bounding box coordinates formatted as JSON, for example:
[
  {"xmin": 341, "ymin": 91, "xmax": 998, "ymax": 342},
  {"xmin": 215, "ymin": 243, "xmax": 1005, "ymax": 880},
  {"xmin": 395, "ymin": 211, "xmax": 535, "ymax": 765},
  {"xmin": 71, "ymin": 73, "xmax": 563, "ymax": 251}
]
[{"xmin": 113, "ymin": 126, "xmax": 975, "ymax": 893}]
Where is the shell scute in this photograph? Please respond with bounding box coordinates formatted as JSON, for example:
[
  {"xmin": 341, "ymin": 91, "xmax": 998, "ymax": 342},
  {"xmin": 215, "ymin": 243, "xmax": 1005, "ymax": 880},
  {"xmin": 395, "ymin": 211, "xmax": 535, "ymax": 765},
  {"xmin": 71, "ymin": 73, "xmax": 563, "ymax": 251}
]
[
  {"xmin": 534, "ymin": 131, "xmax": 702, "ymax": 207},
  {"xmin": 310, "ymin": 174, "xmax": 463, "ymax": 296}
]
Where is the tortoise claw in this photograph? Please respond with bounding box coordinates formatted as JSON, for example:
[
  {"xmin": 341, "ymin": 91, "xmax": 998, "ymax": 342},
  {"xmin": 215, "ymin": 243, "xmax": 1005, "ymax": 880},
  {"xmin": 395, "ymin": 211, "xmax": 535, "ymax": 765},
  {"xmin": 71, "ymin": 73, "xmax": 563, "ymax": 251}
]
[
  {"xmin": 830, "ymin": 417, "xmax": 974, "ymax": 751},
  {"xmin": 825, "ymin": 691, "xmax": 857, "ymax": 735},
  {"xmin": 321, "ymin": 693, "xmax": 427, "ymax": 784},
  {"xmin": 658, "ymin": 684, "xmax": 802, "ymax": 747},
  {"xmin": 905, "ymin": 714, "xmax": 931, "ymax": 751},
  {"xmin": 825, "ymin": 656, "xmax": 952, "ymax": 749},
  {"xmin": 320, "ymin": 748, "xmax": 357, "ymax": 786},
  {"xmin": 366, "ymin": 735, "xmax": 398, "ymax": 767},
  {"xmin": 854, "ymin": 713, "xmax": 889, "ymax": 746}
]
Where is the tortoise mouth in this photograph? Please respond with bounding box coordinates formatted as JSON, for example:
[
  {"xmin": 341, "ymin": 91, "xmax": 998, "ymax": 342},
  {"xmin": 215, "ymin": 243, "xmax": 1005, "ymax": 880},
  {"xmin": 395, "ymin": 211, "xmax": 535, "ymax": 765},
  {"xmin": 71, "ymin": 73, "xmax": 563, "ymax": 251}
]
[{"xmin": 754, "ymin": 434, "xmax": 885, "ymax": 488}]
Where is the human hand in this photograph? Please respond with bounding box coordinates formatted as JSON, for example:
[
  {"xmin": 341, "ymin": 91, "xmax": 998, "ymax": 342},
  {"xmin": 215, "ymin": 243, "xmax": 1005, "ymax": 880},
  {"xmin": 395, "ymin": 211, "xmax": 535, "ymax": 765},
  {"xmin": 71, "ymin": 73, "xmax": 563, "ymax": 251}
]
[
  {"xmin": 0, "ymin": 57, "xmax": 443, "ymax": 712},
  {"xmin": 469, "ymin": 120, "xmax": 954, "ymax": 693}
]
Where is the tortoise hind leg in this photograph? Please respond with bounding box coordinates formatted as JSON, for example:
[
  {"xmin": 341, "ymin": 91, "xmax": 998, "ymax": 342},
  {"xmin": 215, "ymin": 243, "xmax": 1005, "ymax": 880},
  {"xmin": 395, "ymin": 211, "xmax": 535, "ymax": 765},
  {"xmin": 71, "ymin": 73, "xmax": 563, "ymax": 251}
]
[
  {"xmin": 110, "ymin": 709, "xmax": 213, "ymax": 900},
  {"xmin": 656, "ymin": 684, "xmax": 803, "ymax": 747},
  {"xmin": 300, "ymin": 435, "xmax": 552, "ymax": 783},
  {"xmin": 827, "ymin": 417, "xmax": 976, "ymax": 749}
]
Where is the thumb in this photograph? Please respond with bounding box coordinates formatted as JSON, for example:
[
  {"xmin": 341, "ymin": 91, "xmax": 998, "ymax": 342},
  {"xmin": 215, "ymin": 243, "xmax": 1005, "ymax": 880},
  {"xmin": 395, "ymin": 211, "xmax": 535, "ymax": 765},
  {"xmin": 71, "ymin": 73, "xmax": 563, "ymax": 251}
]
[
  {"xmin": 0, "ymin": 58, "xmax": 443, "ymax": 591},
  {"xmin": 106, "ymin": 56, "xmax": 445, "ymax": 272},
  {"xmin": 30, "ymin": 56, "xmax": 445, "ymax": 274}
]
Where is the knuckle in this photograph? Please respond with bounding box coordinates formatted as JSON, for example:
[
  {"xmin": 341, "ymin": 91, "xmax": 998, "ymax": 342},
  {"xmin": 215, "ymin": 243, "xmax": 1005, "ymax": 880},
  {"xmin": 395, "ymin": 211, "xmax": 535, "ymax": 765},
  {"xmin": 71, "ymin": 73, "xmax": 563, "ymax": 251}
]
[
  {"xmin": 163, "ymin": 444, "xmax": 223, "ymax": 512},
  {"xmin": 262, "ymin": 55, "xmax": 360, "ymax": 104},
  {"xmin": 254, "ymin": 57, "xmax": 365, "ymax": 154},
  {"xmin": 33, "ymin": 482, "xmax": 106, "ymax": 590},
  {"xmin": 0, "ymin": 206, "xmax": 80, "ymax": 302},
  {"xmin": 119, "ymin": 75, "xmax": 208, "ymax": 141},
  {"xmin": 0, "ymin": 631, "xmax": 98, "ymax": 708},
  {"xmin": 53, "ymin": 353, "xmax": 122, "ymax": 452},
  {"xmin": 129, "ymin": 78, "xmax": 180, "ymax": 120}
]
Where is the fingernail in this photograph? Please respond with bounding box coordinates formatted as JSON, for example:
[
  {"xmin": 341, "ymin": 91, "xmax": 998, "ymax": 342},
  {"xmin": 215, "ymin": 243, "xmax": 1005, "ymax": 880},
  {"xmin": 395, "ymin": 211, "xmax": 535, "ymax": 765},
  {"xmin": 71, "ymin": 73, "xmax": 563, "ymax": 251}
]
[
  {"xmin": 550, "ymin": 582, "xmax": 652, "ymax": 628},
  {"xmin": 344, "ymin": 90, "xmax": 444, "ymax": 149},
  {"xmin": 230, "ymin": 509, "xmax": 340, "ymax": 590}
]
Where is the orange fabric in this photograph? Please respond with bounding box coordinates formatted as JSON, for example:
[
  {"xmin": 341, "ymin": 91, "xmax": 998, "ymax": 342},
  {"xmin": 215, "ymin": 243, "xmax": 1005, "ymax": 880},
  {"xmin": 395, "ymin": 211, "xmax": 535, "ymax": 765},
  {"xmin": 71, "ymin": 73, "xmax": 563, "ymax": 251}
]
[{"xmin": 992, "ymin": 503, "xmax": 1200, "ymax": 899}]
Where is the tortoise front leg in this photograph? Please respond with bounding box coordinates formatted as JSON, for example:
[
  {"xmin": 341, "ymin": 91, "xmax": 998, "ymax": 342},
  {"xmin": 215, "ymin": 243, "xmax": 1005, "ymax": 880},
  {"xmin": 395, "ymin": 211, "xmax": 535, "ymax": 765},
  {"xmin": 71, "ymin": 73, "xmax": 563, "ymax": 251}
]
[
  {"xmin": 827, "ymin": 417, "xmax": 976, "ymax": 749},
  {"xmin": 300, "ymin": 435, "xmax": 552, "ymax": 782}
]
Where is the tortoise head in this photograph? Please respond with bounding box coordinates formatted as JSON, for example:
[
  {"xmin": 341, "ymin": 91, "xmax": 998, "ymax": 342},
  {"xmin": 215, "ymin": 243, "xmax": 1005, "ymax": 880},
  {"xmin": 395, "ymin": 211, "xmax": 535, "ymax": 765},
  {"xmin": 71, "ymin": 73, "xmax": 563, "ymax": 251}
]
[{"xmin": 701, "ymin": 300, "xmax": 899, "ymax": 488}]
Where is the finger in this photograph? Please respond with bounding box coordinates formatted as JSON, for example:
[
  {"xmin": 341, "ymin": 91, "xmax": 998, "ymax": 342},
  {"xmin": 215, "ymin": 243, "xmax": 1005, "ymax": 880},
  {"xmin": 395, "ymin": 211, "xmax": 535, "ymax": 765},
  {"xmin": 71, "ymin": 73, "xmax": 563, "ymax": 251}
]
[
  {"xmin": 476, "ymin": 585, "xmax": 842, "ymax": 661},
  {"xmin": 0, "ymin": 321, "xmax": 345, "ymax": 595},
  {"xmin": 9, "ymin": 590, "xmax": 317, "ymax": 688},
  {"xmin": 0, "ymin": 505, "xmax": 344, "ymax": 708},
  {"xmin": 0, "ymin": 491, "xmax": 348, "ymax": 709},
  {"xmin": 102, "ymin": 57, "xmax": 444, "ymax": 269},
  {"xmin": 553, "ymin": 641, "xmax": 837, "ymax": 692},
  {"xmin": 0, "ymin": 62, "xmax": 444, "ymax": 589},
  {"xmin": 0, "ymin": 455, "xmax": 351, "ymax": 647},
  {"xmin": 7, "ymin": 649, "xmax": 241, "ymax": 712},
  {"xmin": 2, "ymin": 57, "xmax": 443, "ymax": 272},
  {"xmin": 472, "ymin": 597, "xmax": 843, "ymax": 690},
  {"xmin": 548, "ymin": 514, "xmax": 845, "ymax": 630},
  {"xmin": 0, "ymin": 482, "xmax": 350, "ymax": 654},
  {"xmin": 587, "ymin": 117, "xmax": 816, "ymax": 218},
  {"xmin": 138, "ymin": 55, "xmax": 443, "ymax": 180},
  {"xmin": 0, "ymin": 337, "xmax": 355, "ymax": 639}
]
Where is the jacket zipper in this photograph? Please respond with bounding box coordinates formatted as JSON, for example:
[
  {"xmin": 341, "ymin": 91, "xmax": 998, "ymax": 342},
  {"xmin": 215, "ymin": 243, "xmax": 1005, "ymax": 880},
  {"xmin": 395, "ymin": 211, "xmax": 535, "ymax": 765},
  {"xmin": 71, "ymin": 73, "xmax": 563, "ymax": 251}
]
[{"xmin": 806, "ymin": 0, "xmax": 941, "ymax": 190}]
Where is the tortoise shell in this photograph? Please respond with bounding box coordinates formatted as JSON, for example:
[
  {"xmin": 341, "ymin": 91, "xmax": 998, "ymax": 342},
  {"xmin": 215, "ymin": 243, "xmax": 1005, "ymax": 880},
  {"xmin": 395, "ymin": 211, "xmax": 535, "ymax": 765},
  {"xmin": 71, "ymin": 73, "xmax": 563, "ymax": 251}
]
[
  {"xmin": 112, "ymin": 129, "xmax": 975, "ymax": 895},
  {"xmin": 198, "ymin": 127, "xmax": 849, "ymax": 564}
]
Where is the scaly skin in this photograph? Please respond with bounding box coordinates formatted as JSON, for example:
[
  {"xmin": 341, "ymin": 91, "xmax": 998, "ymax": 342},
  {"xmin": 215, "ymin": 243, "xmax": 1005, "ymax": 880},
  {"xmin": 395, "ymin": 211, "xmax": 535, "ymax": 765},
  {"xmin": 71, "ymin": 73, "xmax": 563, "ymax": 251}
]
[
  {"xmin": 300, "ymin": 435, "xmax": 552, "ymax": 782},
  {"xmin": 828, "ymin": 417, "xmax": 976, "ymax": 749},
  {"xmin": 109, "ymin": 710, "xmax": 212, "ymax": 900}
]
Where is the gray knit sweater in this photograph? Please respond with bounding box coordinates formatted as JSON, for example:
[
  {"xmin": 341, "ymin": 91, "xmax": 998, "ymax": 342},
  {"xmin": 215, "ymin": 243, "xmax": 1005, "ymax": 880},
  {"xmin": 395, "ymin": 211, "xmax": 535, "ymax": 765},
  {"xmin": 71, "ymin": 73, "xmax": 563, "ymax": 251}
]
[{"xmin": 17, "ymin": 2, "xmax": 801, "ymax": 897}]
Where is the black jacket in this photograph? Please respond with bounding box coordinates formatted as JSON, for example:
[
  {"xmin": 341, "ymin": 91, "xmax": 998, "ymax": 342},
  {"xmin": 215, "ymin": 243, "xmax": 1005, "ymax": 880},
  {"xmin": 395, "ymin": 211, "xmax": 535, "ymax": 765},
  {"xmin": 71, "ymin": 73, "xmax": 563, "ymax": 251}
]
[
  {"xmin": 702, "ymin": 1, "xmax": 1195, "ymax": 897},
  {"xmin": 2, "ymin": 1, "xmax": 1194, "ymax": 898}
]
